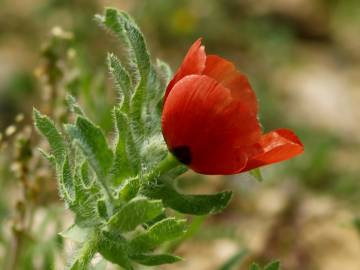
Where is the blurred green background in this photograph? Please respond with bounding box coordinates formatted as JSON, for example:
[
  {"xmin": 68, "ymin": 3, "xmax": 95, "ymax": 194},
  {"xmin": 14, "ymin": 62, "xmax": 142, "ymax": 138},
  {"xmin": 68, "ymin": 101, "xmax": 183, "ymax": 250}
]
[{"xmin": 1, "ymin": 0, "xmax": 360, "ymax": 269}]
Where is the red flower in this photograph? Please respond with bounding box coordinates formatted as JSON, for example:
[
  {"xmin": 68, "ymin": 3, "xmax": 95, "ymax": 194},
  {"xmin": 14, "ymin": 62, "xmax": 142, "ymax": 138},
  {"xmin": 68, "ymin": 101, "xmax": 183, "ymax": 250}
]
[{"xmin": 161, "ymin": 39, "xmax": 304, "ymax": 175}]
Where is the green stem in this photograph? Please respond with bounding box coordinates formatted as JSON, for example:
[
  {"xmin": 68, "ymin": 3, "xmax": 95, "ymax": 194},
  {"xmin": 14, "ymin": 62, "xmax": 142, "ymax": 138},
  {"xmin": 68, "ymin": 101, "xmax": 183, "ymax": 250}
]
[
  {"xmin": 98, "ymin": 177, "xmax": 116, "ymax": 215},
  {"xmin": 69, "ymin": 231, "xmax": 98, "ymax": 269},
  {"xmin": 145, "ymin": 152, "xmax": 180, "ymax": 182}
]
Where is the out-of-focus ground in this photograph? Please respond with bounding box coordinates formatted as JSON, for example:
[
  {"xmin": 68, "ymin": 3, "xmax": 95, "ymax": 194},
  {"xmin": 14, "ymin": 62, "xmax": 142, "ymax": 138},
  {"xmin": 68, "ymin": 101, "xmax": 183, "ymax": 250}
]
[{"xmin": 1, "ymin": 0, "xmax": 360, "ymax": 269}]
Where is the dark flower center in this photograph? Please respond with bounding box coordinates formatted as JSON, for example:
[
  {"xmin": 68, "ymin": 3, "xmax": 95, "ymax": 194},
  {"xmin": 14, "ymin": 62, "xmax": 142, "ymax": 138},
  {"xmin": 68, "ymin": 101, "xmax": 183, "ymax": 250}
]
[{"xmin": 171, "ymin": 145, "xmax": 192, "ymax": 165}]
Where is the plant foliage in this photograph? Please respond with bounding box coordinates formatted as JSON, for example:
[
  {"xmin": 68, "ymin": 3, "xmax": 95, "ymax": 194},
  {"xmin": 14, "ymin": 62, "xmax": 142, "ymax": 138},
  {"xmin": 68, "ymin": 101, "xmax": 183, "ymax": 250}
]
[{"xmin": 34, "ymin": 8, "xmax": 233, "ymax": 269}]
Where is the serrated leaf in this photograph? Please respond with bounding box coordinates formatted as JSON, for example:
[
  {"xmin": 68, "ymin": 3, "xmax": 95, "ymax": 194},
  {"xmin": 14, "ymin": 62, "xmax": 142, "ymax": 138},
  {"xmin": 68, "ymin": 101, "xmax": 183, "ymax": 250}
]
[
  {"xmin": 67, "ymin": 236, "xmax": 98, "ymax": 270},
  {"xmin": 129, "ymin": 218, "xmax": 187, "ymax": 254},
  {"xmin": 38, "ymin": 148, "xmax": 56, "ymax": 166},
  {"xmin": 119, "ymin": 11, "xmax": 150, "ymax": 81},
  {"xmin": 265, "ymin": 261, "xmax": 280, "ymax": 270},
  {"xmin": 99, "ymin": 8, "xmax": 150, "ymax": 85},
  {"xmin": 107, "ymin": 53, "xmax": 132, "ymax": 110},
  {"xmin": 97, "ymin": 230, "xmax": 133, "ymax": 270},
  {"xmin": 156, "ymin": 58, "xmax": 172, "ymax": 88},
  {"xmin": 96, "ymin": 199, "xmax": 108, "ymax": 220},
  {"xmin": 66, "ymin": 94, "xmax": 85, "ymax": 116},
  {"xmin": 59, "ymin": 224, "xmax": 90, "ymax": 243},
  {"xmin": 141, "ymin": 180, "xmax": 232, "ymax": 215},
  {"xmin": 70, "ymin": 183, "xmax": 102, "ymax": 228},
  {"xmin": 65, "ymin": 116, "xmax": 113, "ymax": 178},
  {"xmin": 130, "ymin": 253, "xmax": 182, "ymax": 266},
  {"xmin": 60, "ymin": 156, "xmax": 75, "ymax": 202},
  {"xmin": 129, "ymin": 81, "xmax": 146, "ymax": 139},
  {"xmin": 108, "ymin": 197, "xmax": 164, "ymax": 232},
  {"xmin": 142, "ymin": 76, "xmax": 163, "ymax": 139},
  {"xmin": 80, "ymin": 161, "xmax": 92, "ymax": 187},
  {"xmin": 112, "ymin": 107, "xmax": 139, "ymax": 183},
  {"xmin": 100, "ymin": 8, "xmax": 152, "ymax": 141},
  {"xmin": 250, "ymin": 168, "xmax": 263, "ymax": 182},
  {"xmin": 117, "ymin": 177, "xmax": 140, "ymax": 201},
  {"xmin": 140, "ymin": 134, "xmax": 167, "ymax": 170},
  {"xmin": 33, "ymin": 108, "xmax": 66, "ymax": 165}
]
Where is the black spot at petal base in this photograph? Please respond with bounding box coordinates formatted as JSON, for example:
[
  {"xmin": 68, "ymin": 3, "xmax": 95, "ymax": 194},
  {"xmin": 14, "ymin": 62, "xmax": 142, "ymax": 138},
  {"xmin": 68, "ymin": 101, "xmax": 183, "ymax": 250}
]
[{"xmin": 171, "ymin": 146, "xmax": 192, "ymax": 165}]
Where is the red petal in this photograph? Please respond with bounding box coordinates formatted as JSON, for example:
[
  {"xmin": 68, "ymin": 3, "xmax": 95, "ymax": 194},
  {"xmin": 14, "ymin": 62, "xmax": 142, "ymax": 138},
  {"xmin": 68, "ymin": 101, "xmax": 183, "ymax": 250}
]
[
  {"xmin": 164, "ymin": 39, "xmax": 206, "ymax": 102},
  {"xmin": 204, "ymin": 55, "xmax": 258, "ymax": 115},
  {"xmin": 243, "ymin": 129, "xmax": 304, "ymax": 171},
  {"xmin": 162, "ymin": 75, "xmax": 261, "ymax": 175}
]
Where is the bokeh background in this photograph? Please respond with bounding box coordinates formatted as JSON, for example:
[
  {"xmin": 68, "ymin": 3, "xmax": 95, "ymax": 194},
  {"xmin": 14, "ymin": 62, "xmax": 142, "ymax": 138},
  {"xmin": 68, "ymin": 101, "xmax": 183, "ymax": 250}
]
[{"xmin": 1, "ymin": 0, "xmax": 360, "ymax": 269}]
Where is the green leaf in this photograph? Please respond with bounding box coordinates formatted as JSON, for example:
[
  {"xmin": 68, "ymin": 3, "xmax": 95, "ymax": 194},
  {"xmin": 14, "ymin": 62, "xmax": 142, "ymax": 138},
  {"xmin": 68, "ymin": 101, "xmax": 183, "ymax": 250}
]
[
  {"xmin": 249, "ymin": 261, "xmax": 280, "ymax": 270},
  {"xmin": 98, "ymin": 8, "xmax": 150, "ymax": 84},
  {"xmin": 66, "ymin": 94, "xmax": 85, "ymax": 116},
  {"xmin": 250, "ymin": 263, "xmax": 261, "ymax": 270},
  {"xmin": 67, "ymin": 235, "xmax": 98, "ymax": 270},
  {"xmin": 129, "ymin": 218, "xmax": 187, "ymax": 254},
  {"xmin": 80, "ymin": 161, "xmax": 92, "ymax": 187},
  {"xmin": 60, "ymin": 156, "xmax": 75, "ymax": 202},
  {"xmin": 140, "ymin": 134, "xmax": 167, "ymax": 170},
  {"xmin": 70, "ymin": 176, "xmax": 102, "ymax": 227},
  {"xmin": 130, "ymin": 253, "xmax": 182, "ymax": 266},
  {"xmin": 117, "ymin": 177, "xmax": 140, "ymax": 202},
  {"xmin": 97, "ymin": 230, "xmax": 133, "ymax": 270},
  {"xmin": 249, "ymin": 168, "xmax": 263, "ymax": 182},
  {"xmin": 218, "ymin": 249, "xmax": 247, "ymax": 270},
  {"xmin": 156, "ymin": 58, "xmax": 173, "ymax": 88},
  {"xmin": 38, "ymin": 148, "xmax": 56, "ymax": 166},
  {"xmin": 33, "ymin": 108, "xmax": 66, "ymax": 165},
  {"xmin": 129, "ymin": 81, "xmax": 146, "ymax": 139},
  {"xmin": 65, "ymin": 116, "xmax": 113, "ymax": 178},
  {"xmin": 59, "ymin": 224, "xmax": 90, "ymax": 243},
  {"xmin": 112, "ymin": 107, "xmax": 139, "ymax": 183},
  {"xmin": 96, "ymin": 199, "xmax": 108, "ymax": 220},
  {"xmin": 141, "ymin": 180, "xmax": 232, "ymax": 215},
  {"xmin": 108, "ymin": 197, "xmax": 164, "ymax": 232},
  {"xmin": 265, "ymin": 261, "xmax": 280, "ymax": 270},
  {"xmin": 99, "ymin": 8, "xmax": 152, "ymax": 140},
  {"xmin": 119, "ymin": 10, "xmax": 150, "ymax": 81},
  {"xmin": 107, "ymin": 53, "xmax": 132, "ymax": 110}
]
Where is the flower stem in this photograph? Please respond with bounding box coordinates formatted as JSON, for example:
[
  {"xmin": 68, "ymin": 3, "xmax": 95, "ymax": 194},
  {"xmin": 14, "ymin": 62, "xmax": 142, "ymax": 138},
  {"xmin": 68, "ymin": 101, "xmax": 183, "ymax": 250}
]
[
  {"xmin": 146, "ymin": 152, "xmax": 181, "ymax": 182},
  {"xmin": 69, "ymin": 230, "xmax": 98, "ymax": 269}
]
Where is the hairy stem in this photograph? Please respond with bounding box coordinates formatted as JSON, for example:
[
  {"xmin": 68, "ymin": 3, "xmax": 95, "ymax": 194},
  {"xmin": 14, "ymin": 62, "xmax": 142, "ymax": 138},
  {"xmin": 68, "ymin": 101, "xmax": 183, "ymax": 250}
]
[
  {"xmin": 69, "ymin": 231, "xmax": 98, "ymax": 269},
  {"xmin": 145, "ymin": 152, "xmax": 180, "ymax": 182}
]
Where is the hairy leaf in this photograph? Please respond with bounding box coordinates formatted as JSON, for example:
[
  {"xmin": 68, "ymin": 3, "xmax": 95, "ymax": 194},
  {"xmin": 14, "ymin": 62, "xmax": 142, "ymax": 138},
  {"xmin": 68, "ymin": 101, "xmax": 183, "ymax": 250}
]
[
  {"xmin": 60, "ymin": 156, "xmax": 75, "ymax": 202},
  {"xmin": 156, "ymin": 59, "xmax": 173, "ymax": 89},
  {"xmin": 67, "ymin": 235, "xmax": 98, "ymax": 270},
  {"xmin": 130, "ymin": 253, "xmax": 181, "ymax": 266},
  {"xmin": 129, "ymin": 218, "xmax": 187, "ymax": 253},
  {"xmin": 265, "ymin": 261, "xmax": 280, "ymax": 270},
  {"xmin": 141, "ymin": 180, "xmax": 232, "ymax": 215},
  {"xmin": 59, "ymin": 224, "xmax": 90, "ymax": 243},
  {"xmin": 66, "ymin": 94, "xmax": 85, "ymax": 116},
  {"xmin": 107, "ymin": 53, "xmax": 132, "ymax": 110},
  {"xmin": 112, "ymin": 107, "xmax": 139, "ymax": 182},
  {"xmin": 97, "ymin": 230, "xmax": 133, "ymax": 270},
  {"xmin": 65, "ymin": 116, "xmax": 113, "ymax": 178},
  {"xmin": 250, "ymin": 263, "xmax": 261, "ymax": 270},
  {"xmin": 33, "ymin": 108, "xmax": 66, "ymax": 165},
  {"xmin": 117, "ymin": 177, "xmax": 141, "ymax": 202},
  {"xmin": 108, "ymin": 197, "xmax": 164, "ymax": 232}
]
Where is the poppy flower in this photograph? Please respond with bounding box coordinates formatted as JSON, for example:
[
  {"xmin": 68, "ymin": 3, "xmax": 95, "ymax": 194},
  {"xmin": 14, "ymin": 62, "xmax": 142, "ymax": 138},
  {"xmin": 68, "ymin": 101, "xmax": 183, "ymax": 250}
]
[{"xmin": 161, "ymin": 39, "xmax": 303, "ymax": 175}]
